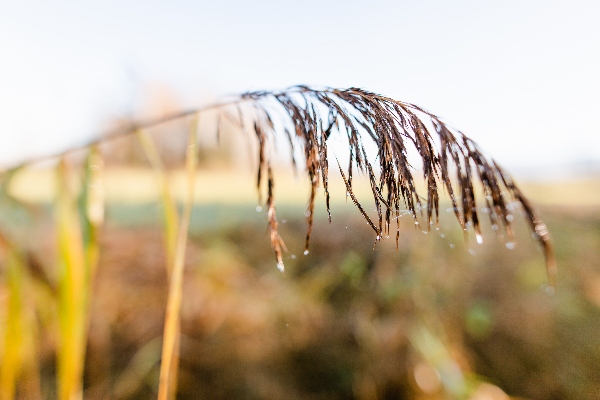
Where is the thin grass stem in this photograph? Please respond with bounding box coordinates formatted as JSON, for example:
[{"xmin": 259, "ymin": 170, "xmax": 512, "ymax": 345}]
[{"xmin": 157, "ymin": 114, "xmax": 199, "ymax": 400}]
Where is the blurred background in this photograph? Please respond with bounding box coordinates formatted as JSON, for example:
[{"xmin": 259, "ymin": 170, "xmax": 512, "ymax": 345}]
[{"xmin": 1, "ymin": 1, "xmax": 599, "ymax": 399}]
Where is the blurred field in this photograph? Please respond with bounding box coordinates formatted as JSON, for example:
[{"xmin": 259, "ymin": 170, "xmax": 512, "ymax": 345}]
[
  {"xmin": 1, "ymin": 166, "xmax": 600, "ymax": 399},
  {"xmin": 8, "ymin": 167, "xmax": 600, "ymax": 206}
]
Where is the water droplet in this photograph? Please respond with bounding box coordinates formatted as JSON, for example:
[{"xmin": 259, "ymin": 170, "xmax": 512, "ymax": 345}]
[
  {"xmin": 376, "ymin": 235, "xmax": 381, "ymax": 240},
  {"xmin": 505, "ymin": 242, "xmax": 515, "ymax": 250},
  {"xmin": 304, "ymin": 210, "xmax": 311, "ymax": 217},
  {"xmin": 468, "ymin": 249, "xmax": 476, "ymax": 256},
  {"xmin": 346, "ymin": 193, "xmax": 351, "ymax": 197},
  {"xmin": 291, "ymin": 255, "xmax": 296, "ymax": 259},
  {"xmin": 542, "ymin": 285, "xmax": 555, "ymax": 296},
  {"xmin": 440, "ymin": 234, "xmax": 445, "ymax": 239},
  {"xmin": 476, "ymin": 234, "xmax": 483, "ymax": 244},
  {"xmin": 492, "ymin": 224, "xmax": 499, "ymax": 231},
  {"xmin": 415, "ymin": 221, "xmax": 419, "ymax": 226},
  {"xmin": 506, "ymin": 214, "xmax": 514, "ymax": 222},
  {"xmin": 449, "ymin": 243, "xmax": 455, "ymax": 249},
  {"xmin": 446, "ymin": 208, "xmax": 452, "ymax": 213},
  {"xmin": 422, "ymin": 231, "xmax": 428, "ymax": 234},
  {"xmin": 256, "ymin": 206, "xmax": 262, "ymax": 212},
  {"xmin": 286, "ymin": 324, "xmax": 289, "ymax": 327},
  {"xmin": 277, "ymin": 262, "xmax": 285, "ymax": 273},
  {"xmin": 435, "ymin": 227, "xmax": 440, "ymax": 231},
  {"xmin": 303, "ymin": 250, "xmax": 309, "ymax": 255}
]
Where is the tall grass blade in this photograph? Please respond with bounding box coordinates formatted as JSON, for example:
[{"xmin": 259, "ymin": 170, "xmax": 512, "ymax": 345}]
[
  {"xmin": 56, "ymin": 158, "xmax": 87, "ymax": 400},
  {"xmin": 136, "ymin": 129, "xmax": 180, "ymax": 273},
  {"xmin": 0, "ymin": 237, "xmax": 27, "ymax": 400},
  {"xmin": 55, "ymin": 149, "xmax": 104, "ymax": 400},
  {"xmin": 157, "ymin": 114, "xmax": 199, "ymax": 400}
]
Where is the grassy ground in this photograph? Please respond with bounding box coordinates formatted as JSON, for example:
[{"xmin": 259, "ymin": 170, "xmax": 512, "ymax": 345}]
[{"xmin": 1, "ymin": 167, "xmax": 600, "ymax": 399}]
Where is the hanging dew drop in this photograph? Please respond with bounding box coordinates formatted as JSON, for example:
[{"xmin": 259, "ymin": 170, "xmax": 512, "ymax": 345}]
[
  {"xmin": 303, "ymin": 250, "xmax": 309, "ymax": 255},
  {"xmin": 256, "ymin": 206, "xmax": 262, "ymax": 212},
  {"xmin": 304, "ymin": 210, "xmax": 311, "ymax": 217},
  {"xmin": 476, "ymin": 234, "xmax": 483, "ymax": 244},
  {"xmin": 505, "ymin": 242, "xmax": 515, "ymax": 250},
  {"xmin": 277, "ymin": 262, "xmax": 285, "ymax": 273}
]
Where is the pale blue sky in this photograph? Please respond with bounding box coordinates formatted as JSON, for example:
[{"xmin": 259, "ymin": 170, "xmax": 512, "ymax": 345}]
[{"xmin": 1, "ymin": 0, "xmax": 599, "ymax": 177}]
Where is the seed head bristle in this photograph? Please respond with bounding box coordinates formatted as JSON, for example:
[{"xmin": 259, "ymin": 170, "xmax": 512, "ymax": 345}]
[{"xmin": 241, "ymin": 86, "xmax": 555, "ymax": 284}]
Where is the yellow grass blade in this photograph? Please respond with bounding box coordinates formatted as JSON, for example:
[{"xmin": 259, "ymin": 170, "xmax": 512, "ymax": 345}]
[
  {"xmin": 136, "ymin": 129, "xmax": 179, "ymax": 273},
  {"xmin": 157, "ymin": 114, "xmax": 199, "ymax": 400},
  {"xmin": 56, "ymin": 158, "xmax": 87, "ymax": 400},
  {"xmin": 55, "ymin": 150, "xmax": 104, "ymax": 400},
  {"xmin": 0, "ymin": 239, "xmax": 25, "ymax": 400}
]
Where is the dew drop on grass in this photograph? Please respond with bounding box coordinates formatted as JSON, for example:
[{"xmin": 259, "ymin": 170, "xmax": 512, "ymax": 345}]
[
  {"xmin": 440, "ymin": 234, "xmax": 445, "ymax": 239},
  {"xmin": 506, "ymin": 214, "xmax": 514, "ymax": 222},
  {"xmin": 492, "ymin": 224, "xmax": 499, "ymax": 231},
  {"xmin": 541, "ymin": 285, "xmax": 555, "ymax": 296},
  {"xmin": 476, "ymin": 234, "xmax": 483, "ymax": 244},
  {"xmin": 256, "ymin": 206, "xmax": 262, "ymax": 212},
  {"xmin": 303, "ymin": 250, "xmax": 309, "ymax": 255},
  {"xmin": 291, "ymin": 255, "xmax": 296, "ymax": 259},
  {"xmin": 505, "ymin": 242, "xmax": 515, "ymax": 250},
  {"xmin": 277, "ymin": 262, "xmax": 285, "ymax": 273},
  {"xmin": 304, "ymin": 210, "xmax": 311, "ymax": 217},
  {"xmin": 449, "ymin": 243, "xmax": 455, "ymax": 249}
]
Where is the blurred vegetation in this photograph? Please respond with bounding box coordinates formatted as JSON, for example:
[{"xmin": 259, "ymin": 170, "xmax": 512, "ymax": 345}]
[{"xmin": 1, "ymin": 163, "xmax": 599, "ymax": 399}]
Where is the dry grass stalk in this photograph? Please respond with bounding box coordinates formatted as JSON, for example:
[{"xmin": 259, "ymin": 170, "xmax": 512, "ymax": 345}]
[
  {"xmin": 239, "ymin": 86, "xmax": 555, "ymax": 286},
  {"xmin": 157, "ymin": 114, "xmax": 199, "ymax": 400},
  {"xmin": 136, "ymin": 129, "xmax": 180, "ymax": 272}
]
